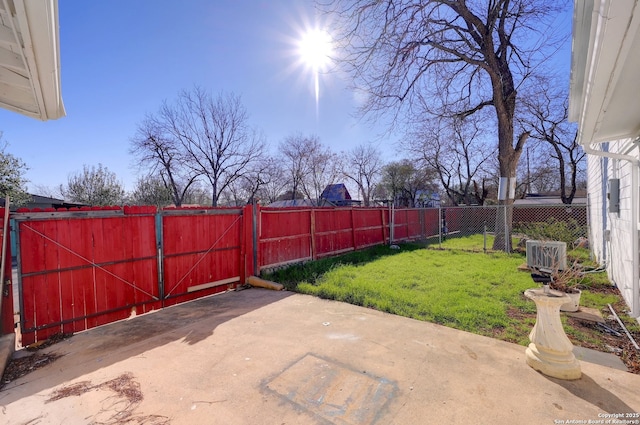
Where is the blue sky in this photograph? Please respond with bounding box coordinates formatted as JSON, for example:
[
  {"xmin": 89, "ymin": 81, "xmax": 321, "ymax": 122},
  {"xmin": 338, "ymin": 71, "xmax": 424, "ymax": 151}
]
[{"xmin": 0, "ymin": 0, "xmax": 397, "ymax": 194}]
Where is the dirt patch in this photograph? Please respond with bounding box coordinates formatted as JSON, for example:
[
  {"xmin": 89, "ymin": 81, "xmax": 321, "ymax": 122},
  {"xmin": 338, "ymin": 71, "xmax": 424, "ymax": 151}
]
[
  {"xmin": 46, "ymin": 380, "xmax": 93, "ymax": 401},
  {"xmin": 25, "ymin": 332, "xmax": 73, "ymax": 351},
  {"xmin": 47, "ymin": 372, "xmax": 142, "ymax": 404},
  {"xmin": 506, "ymin": 306, "xmax": 536, "ymax": 321},
  {"xmin": 1, "ymin": 332, "xmax": 73, "ymax": 388},
  {"xmin": 47, "ymin": 372, "xmax": 170, "ymax": 424},
  {"xmin": 1, "ymin": 352, "xmax": 61, "ymax": 387},
  {"xmin": 578, "ymin": 285, "xmax": 640, "ymax": 374},
  {"xmin": 565, "ymin": 315, "xmax": 640, "ymax": 374}
]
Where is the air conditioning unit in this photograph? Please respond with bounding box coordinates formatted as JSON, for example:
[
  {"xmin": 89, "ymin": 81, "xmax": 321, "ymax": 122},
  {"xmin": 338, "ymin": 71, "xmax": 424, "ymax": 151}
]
[{"xmin": 526, "ymin": 240, "xmax": 567, "ymax": 271}]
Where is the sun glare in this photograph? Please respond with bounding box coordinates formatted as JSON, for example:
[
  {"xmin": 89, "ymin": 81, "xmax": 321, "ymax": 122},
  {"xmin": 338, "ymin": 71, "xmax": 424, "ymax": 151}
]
[
  {"xmin": 298, "ymin": 29, "xmax": 333, "ymax": 72},
  {"xmin": 279, "ymin": 8, "xmax": 336, "ymax": 120},
  {"xmin": 297, "ymin": 28, "xmax": 333, "ymax": 115}
]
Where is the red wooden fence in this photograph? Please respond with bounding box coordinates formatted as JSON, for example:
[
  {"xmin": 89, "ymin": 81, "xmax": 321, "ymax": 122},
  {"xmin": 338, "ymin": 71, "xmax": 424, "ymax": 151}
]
[
  {"xmin": 257, "ymin": 206, "xmax": 435, "ymax": 271},
  {"xmin": 6, "ymin": 203, "xmax": 585, "ymax": 344},
  {"xmin": 161, "ymin": 207, "xmax": 248, "ymax": 307},
  {"xmin": 12, "ymin": 205, "xmax": 253, "ymax": 344},
  {"xmin": 15, "ymin": 207, "xmax": 161, "ymax": 343},
  {"xmin": 0, "ymin": 208, "xmax": 12, "ymax": 336}
]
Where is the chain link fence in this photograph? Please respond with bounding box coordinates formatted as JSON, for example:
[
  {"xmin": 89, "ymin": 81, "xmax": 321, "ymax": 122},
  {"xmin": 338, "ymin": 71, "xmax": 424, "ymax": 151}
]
[{"xmin": 431, "ymin": 204, "xmax": 588, "ymax": 252}]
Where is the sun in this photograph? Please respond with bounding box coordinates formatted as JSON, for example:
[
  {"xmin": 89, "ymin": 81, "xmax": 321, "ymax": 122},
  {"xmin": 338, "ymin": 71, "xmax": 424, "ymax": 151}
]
[
  {"xmin": 278, "ymin": 9, "xmax": 337, "ymax": 118},
  {"xmin": 297, "ymin": 28, "xmax": 333, "ymax": 113},
  {"xmin": 298, "ymin": 28, "xmax": 333, "ymax": 72}
]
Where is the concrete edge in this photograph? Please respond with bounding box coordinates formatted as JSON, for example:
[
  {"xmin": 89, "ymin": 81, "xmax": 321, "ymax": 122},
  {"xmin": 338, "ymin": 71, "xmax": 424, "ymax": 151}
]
[
  {"xmin": 0, "ymin": 333, "xmax": 15, "ymax": 379},
  {"xmin": 573, "ymin": 345, "xmax": 628, "ymax": 371}
]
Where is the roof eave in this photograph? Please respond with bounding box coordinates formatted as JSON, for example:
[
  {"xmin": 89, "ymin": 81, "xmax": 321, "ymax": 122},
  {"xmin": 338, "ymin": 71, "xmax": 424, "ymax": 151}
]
[
  {"xmin": 8, "ymin": 0, "xmax": 65, "ymax": 120},
  {"xmin": 569, "ymin": 0, "xmax": 640, "ymax": 146}
]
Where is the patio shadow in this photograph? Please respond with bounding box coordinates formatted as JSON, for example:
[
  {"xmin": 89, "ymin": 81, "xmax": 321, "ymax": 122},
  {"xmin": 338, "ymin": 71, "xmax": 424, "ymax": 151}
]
[{"xmin": 546, "ymin": 373, "xmax": 636, "ymax": 414}]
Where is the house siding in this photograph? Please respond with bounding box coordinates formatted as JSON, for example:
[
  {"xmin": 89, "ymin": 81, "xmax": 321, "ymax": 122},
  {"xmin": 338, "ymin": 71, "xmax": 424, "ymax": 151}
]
[
  {"xmin": 587, "ymin": 152, "xmax": 606, "ymax": 263},
  {"xmin": 587, "ymin": 138, "xmax": 639, "ymax": 316}
]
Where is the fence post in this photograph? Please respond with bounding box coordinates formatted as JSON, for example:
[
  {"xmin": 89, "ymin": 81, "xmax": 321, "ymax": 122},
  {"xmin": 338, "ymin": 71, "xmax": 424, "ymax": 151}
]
[
  {"xmin": 310, "ymin": 208, "xmax": 317, "ymax": 260},
  {"xmin": 483, "ymin": 221, "xmax": 487, "ymax": 254},
  {"xmin": 350, "ymin": 208, "xmax": 357, "ymax": 251},
  {"xmin": 156, "ymin": 210, "xmax": 165, "ymax": 301},
  {"xmin": 252, "ymin": 201, "xmax": 258, "ymax": 275},
  {"xmin": 503, "ymin": 204, "xmax": 510, "ymax": 254},
  {"xmin": 381, "ymin": 207, "xmax": 387, "ymax": 244},
  {"xmin": 241, "ymin": 204, "xmax": 255, "ymax": 282},
  {"xmin": 438, "ymin": 205, "xmax": 442, "ymax": 247},
  {"xmin": 390, "ymin": 203, "xmax": 395, "ymax": 245}
]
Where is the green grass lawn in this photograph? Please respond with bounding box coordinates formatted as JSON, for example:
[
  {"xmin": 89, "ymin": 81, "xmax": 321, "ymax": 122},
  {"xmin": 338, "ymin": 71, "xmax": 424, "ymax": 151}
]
[{"xmin": 264, "ymin": 236, "xmax": 630, "ymax": 348}]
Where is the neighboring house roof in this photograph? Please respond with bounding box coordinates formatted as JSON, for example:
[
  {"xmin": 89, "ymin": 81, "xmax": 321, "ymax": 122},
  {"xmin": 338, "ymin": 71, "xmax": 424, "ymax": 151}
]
[
  {"xmin": 321, "ymin": 184, "xmax": 352, "ymax": 201},
  {"xmin": 0, "ymin": 193, "xmax": 86, "ymax": 210},
  {"xmin": 514, "ymin": 191, "xmax": 588, "ymax": 206},
  {"xmin": 514, "ymin": 197, "xmax": 587, "ymax": 206},
  {"xmin": 319, "ymin": 183, "xmax": 362, "ymax": 207},
  {"xmin": 569, "ymin": 0, "xmax": 640, "ymax": 145},
  {"xmin": 268, "ymin": 199, "xmax": 334, "ymax": 208},
  {"xmin": 415, "ymin": 190, "xmax": 440, "ymax": 206},
  {"xmin": 0, "ymin": 0, "xmax": 65, "ymax": 120}
]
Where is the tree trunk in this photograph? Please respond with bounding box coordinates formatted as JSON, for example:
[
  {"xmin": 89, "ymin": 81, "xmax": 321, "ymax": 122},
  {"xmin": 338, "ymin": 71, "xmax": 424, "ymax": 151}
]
[
  {"xmin": 211, "ymin": 181, "xmax": 218, "ymax": 207},
  {"xmin": 493, "ymin": 198, "xmax": 514, "ymax": 252},
  {"xmin": 491, "ymin": 124, "xmax": 527, "ymax": 251}
]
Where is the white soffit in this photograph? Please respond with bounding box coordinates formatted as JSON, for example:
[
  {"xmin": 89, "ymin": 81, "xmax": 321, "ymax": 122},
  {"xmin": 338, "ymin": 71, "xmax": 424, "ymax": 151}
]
[
  {"xmin": 569, "ymin": 0, "xmax": 640, "ymax": 145},
  {"xmin": 0, "ymin": 0, "xmax": 64, "ymax": 120}
]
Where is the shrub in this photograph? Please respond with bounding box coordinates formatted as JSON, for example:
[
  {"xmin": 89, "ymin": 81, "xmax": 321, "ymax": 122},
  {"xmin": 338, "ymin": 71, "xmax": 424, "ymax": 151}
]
[{"xmin": 515, "ymin": 217, "xmax": 586, "ymax": 245}]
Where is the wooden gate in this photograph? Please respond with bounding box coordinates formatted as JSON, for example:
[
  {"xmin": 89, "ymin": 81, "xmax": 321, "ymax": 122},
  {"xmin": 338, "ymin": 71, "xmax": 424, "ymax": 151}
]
[
  {"xmin": 14, "ymin": 207, "xmax": 160, "ymax": 344},
  {"xmin": 160, "ymin": 207, "xmax": 248, "ymax": 307},
  {"xmin": 14, "ymin": 205, "xmax": 252, "ymax": 345}
]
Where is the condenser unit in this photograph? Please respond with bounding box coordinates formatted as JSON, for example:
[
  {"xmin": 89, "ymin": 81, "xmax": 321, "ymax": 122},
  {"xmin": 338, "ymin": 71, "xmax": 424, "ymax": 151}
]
[{"xmin": 525, "ymin": 240, "xmax": 567, "ymax": 271}]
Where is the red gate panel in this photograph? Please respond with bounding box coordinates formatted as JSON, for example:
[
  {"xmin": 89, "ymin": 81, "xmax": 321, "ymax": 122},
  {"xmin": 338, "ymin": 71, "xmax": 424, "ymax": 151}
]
[
  {"xmin": 161, "ymin": 208, "xmax": 243, "ymax": 307},
  {"xmin": 16, "ymin": 207, "xmax": 159, "ymax": 345}
]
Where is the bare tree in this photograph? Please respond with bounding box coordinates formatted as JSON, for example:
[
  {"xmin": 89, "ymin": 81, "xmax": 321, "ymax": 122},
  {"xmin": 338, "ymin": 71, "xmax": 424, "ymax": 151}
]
[
  {"xmin": 341, "ymin": 144, "xmax": 383, "ymax": 206},
  {"xmin": 521, "ymin": 81, "xmax": 585, "ymax": 204},
  {"xmin": 218, "ymin": 178, "xmax": 250, "ymax": 207},
  {"xmin": 303, "ymin": 146, "xmax": 340, "ymax": 204},
  {"xmin": 380, "ymin": 160, "xmax": 437, "ymax": 207},
  {"xmin": 128, "ymin": 175, "xmax": 174, "ymax": 207},
  {"xmin": 325, "ymin": 0, "xmax": 567, "ymax": 249},
  {"xmin": 31, "ymin": 184, "xmax": 63, "ymax": 200},
  {"xmin": 279, "ymin": 134, "xmax": 311, "ymax": 202},
  {"xmin": 182, "ymin": 182, "xmax": 212, "ymax": 206},
  {"xmin": 60, "ymin": 164, "xmax": 125, "ymax": 206},
  {"xmin": 404, "ymin": 115, "xmax": 495, "ymax": 206},
  {"xmin": 279, "ymin": 134, "xmax": 339, "ymax": 204},
  {"xmin": 130, "ymin": 115, "xmax": 201, "ymax": 207},
  {"xmin": 219, "ymin": 158, "xmax": 282, "ymax": 206},
  {"xmin": 157, "ymin": 88, "xmax": 266, "ymax": 206},
  {"xmin": 523, "ymin": 162, "xmax": 558, "ymax": 194},
  {"xmin": 255, "ymin": 156, "xmax": 288, "ymax": 204}
]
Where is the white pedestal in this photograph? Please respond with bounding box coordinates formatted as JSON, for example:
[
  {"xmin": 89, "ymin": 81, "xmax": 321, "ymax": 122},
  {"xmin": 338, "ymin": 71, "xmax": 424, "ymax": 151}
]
[{"xmin": 524, "ymin": 288, "xmax": 581, "ymax": 380}]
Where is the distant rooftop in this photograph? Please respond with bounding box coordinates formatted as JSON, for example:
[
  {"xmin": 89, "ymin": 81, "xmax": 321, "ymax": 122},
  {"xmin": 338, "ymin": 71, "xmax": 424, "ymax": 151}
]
[
  {"xmin": 320, "ymin": 184, "xmax": 361, "ymax": 207},
  {"xmin": 514, "ymin": 191, "xmax": 587, "ymax": 206}
]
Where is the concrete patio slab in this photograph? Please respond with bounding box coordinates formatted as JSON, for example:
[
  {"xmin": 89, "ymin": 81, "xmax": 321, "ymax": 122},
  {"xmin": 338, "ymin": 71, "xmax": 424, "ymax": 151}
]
[{"xmin": 0, "ymin": 288, "xmax": 639, "ymax": 424}]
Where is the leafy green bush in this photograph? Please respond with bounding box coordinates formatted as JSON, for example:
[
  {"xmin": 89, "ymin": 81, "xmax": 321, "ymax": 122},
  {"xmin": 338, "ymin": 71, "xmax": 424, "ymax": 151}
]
[{"xmin": 515, "ymin": 217, "xmax": 586, "ymax": 245}]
